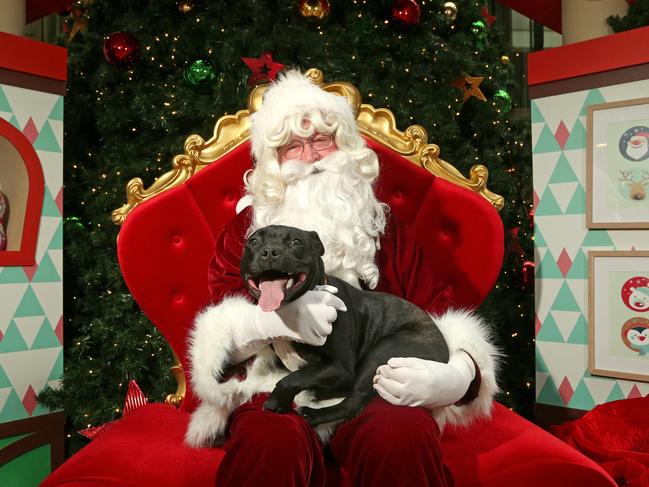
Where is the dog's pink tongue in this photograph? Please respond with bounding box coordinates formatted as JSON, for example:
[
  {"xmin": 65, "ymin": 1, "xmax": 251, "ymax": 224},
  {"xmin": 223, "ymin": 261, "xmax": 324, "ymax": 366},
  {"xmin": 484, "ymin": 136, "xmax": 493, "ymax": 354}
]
[{"xmin": 259, "ymin": 279, "xmax": 287, "ymax": 312}]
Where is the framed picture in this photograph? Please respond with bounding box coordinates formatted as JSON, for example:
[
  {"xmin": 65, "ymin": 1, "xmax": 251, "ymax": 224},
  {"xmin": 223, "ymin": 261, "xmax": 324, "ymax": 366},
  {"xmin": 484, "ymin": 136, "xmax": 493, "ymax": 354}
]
[
  {"xmin": 587, "ymin": 97, "xmax": 649, "ymax": 229},
  {"xmin": 588, "ymin": 250, "xmax": 649, "ymax": 382}
]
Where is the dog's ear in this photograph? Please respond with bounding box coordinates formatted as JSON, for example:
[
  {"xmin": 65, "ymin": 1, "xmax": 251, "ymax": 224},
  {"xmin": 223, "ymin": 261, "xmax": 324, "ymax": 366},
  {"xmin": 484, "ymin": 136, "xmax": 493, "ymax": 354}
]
[{"xmin": 310, "ymin": 231, "xmax": 325, "ymax": 256}]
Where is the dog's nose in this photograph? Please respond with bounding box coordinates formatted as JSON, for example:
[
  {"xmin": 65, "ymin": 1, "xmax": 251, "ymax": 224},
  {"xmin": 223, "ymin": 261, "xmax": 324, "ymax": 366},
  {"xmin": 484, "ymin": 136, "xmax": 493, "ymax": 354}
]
[{"xmin": 260, "ymin": 246, "xmax": 281, "ymax": 260}]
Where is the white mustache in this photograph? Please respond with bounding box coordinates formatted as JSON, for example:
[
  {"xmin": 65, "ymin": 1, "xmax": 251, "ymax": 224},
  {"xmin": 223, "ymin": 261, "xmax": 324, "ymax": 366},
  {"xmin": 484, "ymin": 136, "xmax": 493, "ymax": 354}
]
[
  {"xmin": 279, "ymin": 151, "xmax": 353, "ymax": 184},
  {"xmin": 280, "ymin": 159, "xmax": 316, "ymax": 183}
]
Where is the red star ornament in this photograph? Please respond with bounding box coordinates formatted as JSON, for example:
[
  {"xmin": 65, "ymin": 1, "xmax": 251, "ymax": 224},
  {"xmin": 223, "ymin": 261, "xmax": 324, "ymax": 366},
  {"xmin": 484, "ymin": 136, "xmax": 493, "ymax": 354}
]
[
  {"xmin": 481, "ymin": 5, "xmax": 496, "ymax": 27},
  {"xmin": 241, "ymin": 52, "xmax": 285, "ymax": 87},
  {"xmin": 78, "ymin": 380, "xmax": 150, "ymax": 440}
]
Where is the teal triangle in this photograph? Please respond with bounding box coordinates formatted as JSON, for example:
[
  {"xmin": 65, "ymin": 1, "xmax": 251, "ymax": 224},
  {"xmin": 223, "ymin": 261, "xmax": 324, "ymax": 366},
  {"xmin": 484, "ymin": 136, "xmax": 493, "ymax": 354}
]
[
  {"xmin": 0, "ymin": 389, "xmax": 28, "ymax": 422},
  {"xmin": 0, "ymin": 266, "xmax": 28, "ymax": 283},
  {"xmin": 549, "ymin": 154, "xmax": 578, "ymax": 183},
  {"xmin": 0, "ymin": 86, "xmax": 11, "ymax": 112},
  {"xmin": 582, "ymin": 230, "xmax": 614, "ymax": 247},
  {"xmin": 0, "ymin": 321, "xmax": 29, "ymax": 352},
  {"xmin": 538, "ymin": 251, "xmax": 563, "ymax": 279},
  {"xmin": 534, "ymin": 124, "xmax": 562, "ymax": 154},
  {"xmin": 8, "ymin": 114, "xmax": 20, "ymax": 130},
  {"xmin": 33, "ymin": 120, "xmax": 61, "ymax": 153},
  {"xmin": 42, "ymin": 186, "xmax": 60, "ymax": 217},
  {"xmin": 535, "ymin": 348, "xmax": 549, "ymax": 372},
  {"xmin": 606, "ymin": 383, "xmax": 625, "ymax": 402},
  {"xmin": 14, "ymin": 286, "xmax": 45, "ymax": 317},
  {"xmin": 538, "ymin": 313, "xmax": 565, "ymax": 342},
  {"xmin": 565, "ymin": 184, "xmax": 586, "ymax": 215},
  {"xmin": 0, "ymin": 390, "xmax": 28, "ymax": 422},
  {"xmin": 32, "ymin": 318, "xmax": 61, "ymax": 349},
  {"xmin": 0, "ymin": 365, "xmax": 11, "ymax": 388},
  {"xmin": 531, "ymin": 101, "xmax": 544, "ymax": 123},
  {"xmin": 47, "ymin": 350, "xmax": 63, "ymax": 381},
  {"xmin": 48, "ymin": 97, "xmax": 63, "ymax": 121},
  {"xmin": 568, "ymin": 379, "xmax": 596, "ymax": 410},
  {"xmin": 566, "ymin": 250, "xmax": 588, "ymax": 279},
  {"xmin": 564, "ymin": 118, "xmax": 586, "ymax": 151},
  {"xmin": 580, "ymin": 88, "xmax": 606, "ymax": 116},
  {"xmin": 536, "ymin": 187, "xmax": 563, "ymax": 216},
  {"xmin": 534, "ymin": 224, "xmax": 547, "ymax": 247},
  {"xmin": 552, "ymin": 282, "xmax": 581, "ymax": 312},
  {"xmin": 537, "ymin": 376, "xmax": 564, "ymax": 407},
  {"xmin": 32, "ymin": 253, "xmax": 60, "ymax": 283},
  {"xmin": 48, "ymin": 220, "xmax": 63, "ymax": 250},
  {"xmin": 567, "ymin": 314, "xmax": 589, "ymax": 344}
]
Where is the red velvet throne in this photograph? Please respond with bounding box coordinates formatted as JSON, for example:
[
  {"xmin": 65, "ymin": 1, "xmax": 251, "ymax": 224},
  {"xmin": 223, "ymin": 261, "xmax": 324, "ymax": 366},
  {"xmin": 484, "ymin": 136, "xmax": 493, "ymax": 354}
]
[{"xmin": 43, "ymin": 70, "xmax": 615, "ymax": 487}]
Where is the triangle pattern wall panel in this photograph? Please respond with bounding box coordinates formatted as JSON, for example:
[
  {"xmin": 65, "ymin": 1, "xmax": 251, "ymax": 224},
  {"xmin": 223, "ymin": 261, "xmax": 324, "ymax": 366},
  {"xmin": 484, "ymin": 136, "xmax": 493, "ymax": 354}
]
[
  {"xmin": 0, "ymin": 84, "xmax": 63, "ymax": 423},
  {"xmin": 533, "ymin": 79, "xmax": 649, "ymax": 411}
]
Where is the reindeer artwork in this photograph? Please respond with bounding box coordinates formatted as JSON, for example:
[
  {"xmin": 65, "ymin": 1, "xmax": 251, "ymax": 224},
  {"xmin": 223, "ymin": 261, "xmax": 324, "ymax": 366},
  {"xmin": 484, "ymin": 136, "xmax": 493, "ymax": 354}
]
[{"xmin": 618, "ymin": 169, "xmax": 649, "ymax": 201}]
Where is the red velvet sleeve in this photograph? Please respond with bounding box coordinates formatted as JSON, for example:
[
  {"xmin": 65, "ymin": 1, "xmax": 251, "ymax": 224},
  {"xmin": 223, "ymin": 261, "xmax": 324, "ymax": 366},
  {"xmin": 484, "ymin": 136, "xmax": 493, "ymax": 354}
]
[
  {"xmin": 207, "ymin": 207, "xmax": 252, "ymax": 304},
  {"xmin": 375, "ymin": 214, "xmax": 481, "ymax": 405},
  {"xmin": 374, "ymin": 213, "xmax": 450, "ymax": 314}
]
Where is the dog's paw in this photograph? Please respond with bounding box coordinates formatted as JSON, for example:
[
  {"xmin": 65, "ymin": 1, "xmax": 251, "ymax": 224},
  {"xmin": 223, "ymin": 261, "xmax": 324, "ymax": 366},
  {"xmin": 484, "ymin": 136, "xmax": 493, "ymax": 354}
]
[
  {"xmin": 263, "ymin": 396, "xmax": 292, "ymax": 414},
  {"xmin": 297, "ymin": 406, "xmax": 321, "ymax": 425}
]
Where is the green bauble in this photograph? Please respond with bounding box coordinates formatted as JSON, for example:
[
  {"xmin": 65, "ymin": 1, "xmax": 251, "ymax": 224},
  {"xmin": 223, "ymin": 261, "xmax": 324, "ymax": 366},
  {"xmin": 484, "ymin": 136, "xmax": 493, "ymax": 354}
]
[
  {"xmin": 65, "ymin": 216, "xmax": 85, "ymax": 231},
  {"xmin": 494, "ymin": 89, "xmax": 512, "ymax": 113},
  {"xmin": 183, "ymin": 59, "xmax": 216, "ymax": 86}
]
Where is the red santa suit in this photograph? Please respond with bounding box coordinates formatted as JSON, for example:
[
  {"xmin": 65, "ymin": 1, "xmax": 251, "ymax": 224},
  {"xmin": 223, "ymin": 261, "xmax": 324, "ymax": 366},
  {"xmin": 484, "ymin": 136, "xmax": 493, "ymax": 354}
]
[
  {"xmin": 186, "ymin": 69, "xmax": 499, "ymax": 487},
  {"xmin": 198, "ymin": 205, "xmax": 495, "ymax": 487}
]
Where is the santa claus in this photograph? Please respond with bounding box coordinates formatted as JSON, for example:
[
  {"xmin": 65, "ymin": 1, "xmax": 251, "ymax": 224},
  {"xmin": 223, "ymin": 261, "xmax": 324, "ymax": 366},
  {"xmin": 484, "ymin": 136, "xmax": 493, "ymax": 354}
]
[
  {"xmin": 186, "ymin": 70, "xmax": 500, "ymax": 486},
  {"xmin": 624, "ymin": 132, "xmax": 649, "ymax": 161}
]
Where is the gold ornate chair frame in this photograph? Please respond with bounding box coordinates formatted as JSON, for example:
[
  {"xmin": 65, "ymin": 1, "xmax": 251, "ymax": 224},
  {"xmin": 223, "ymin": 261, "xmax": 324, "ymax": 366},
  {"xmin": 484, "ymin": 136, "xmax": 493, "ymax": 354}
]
[
  {"xmin": 111, "ymin": 68, "xmax": 504, "ymax": 407},
  {"xmin": 113, "ymin": 68, "xmax": 502, "ymax": 227}
]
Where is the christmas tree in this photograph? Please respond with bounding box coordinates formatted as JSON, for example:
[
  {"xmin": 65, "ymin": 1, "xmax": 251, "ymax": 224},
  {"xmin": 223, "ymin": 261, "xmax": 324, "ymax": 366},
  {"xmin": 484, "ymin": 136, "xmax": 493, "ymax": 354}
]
[
  {"xmin": 608, "ymin": 0, "xmax": 649, "ymax": 32},
  {"xmin": 39, "ymin": 0, "xmax": 533, "ymax": 454}
]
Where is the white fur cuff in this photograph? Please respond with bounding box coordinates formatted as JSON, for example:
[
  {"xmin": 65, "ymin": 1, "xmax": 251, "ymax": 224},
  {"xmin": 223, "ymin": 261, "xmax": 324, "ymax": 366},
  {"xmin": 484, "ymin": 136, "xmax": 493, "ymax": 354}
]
[{"xmin": 431, "ymin": 309, "xmax": 501, "ymax": 429}]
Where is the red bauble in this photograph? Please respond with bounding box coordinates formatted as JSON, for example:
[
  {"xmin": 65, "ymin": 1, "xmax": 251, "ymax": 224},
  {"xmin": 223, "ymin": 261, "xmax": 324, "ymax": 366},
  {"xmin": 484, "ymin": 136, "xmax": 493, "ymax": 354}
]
[
  {"xmin": 521, "ymin": 261, "xmax": 535, "ymax": 289},
  {"xmin": 103, "ymin": 32, "xmax": 140, "ymax": 66},
  {"xmin": 391, "ymin": 0, "xmax": 421, "ymax": 26}
]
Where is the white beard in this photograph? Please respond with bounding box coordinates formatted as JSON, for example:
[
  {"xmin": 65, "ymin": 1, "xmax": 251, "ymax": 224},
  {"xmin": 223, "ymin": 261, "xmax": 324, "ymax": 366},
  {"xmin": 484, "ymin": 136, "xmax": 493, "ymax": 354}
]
[
  {"xmin": 626, "ymin": 137, "xmax": 648, "ymax": 160},
  {"xmin": 249, "ymin": 150, "xmax": 387, "ymax": 289}
]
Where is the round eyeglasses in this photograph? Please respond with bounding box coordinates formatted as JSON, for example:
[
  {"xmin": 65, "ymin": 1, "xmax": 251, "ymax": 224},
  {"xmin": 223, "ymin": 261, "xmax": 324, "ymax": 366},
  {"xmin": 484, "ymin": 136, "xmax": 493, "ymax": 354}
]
[{"xmin": 280, "ymin": 133, "xmax": 335, "ymax": 160}]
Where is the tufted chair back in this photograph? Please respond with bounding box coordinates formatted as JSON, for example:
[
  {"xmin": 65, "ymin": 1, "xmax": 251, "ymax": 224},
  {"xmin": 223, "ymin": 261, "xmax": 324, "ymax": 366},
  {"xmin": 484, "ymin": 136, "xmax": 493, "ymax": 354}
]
[{"xmin": 116, "ymin": 140, "xmax": 503, "ymax": 412}]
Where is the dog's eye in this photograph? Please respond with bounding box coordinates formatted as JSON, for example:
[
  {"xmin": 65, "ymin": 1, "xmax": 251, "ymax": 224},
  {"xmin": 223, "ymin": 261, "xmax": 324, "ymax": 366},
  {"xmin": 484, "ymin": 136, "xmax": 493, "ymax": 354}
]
[
  {"xmin": 291, "ymin": 239, "xmax": 302, "ymax": 246},
  {"xmin": 248, "ymin": 238, "xmax": 260, "ymax": 247}
]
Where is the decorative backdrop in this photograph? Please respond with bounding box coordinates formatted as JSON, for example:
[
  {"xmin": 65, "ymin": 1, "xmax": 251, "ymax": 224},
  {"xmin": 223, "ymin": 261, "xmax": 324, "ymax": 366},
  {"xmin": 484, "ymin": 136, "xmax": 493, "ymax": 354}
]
[
  {"xmin": 533, "ymin": 79, "xmax": 649, "ymax": 410},
  {"xmin": 0, "ymin": 82, "xmax": 63, "ymax": 422}
]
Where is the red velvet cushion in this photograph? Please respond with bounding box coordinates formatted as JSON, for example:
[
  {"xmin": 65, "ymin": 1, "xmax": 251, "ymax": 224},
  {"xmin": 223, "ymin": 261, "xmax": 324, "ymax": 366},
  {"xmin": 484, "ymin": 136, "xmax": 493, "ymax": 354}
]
[
  {"xmin": 42, "ymin": 404, "xmax": 223, "ymax": 486},
  {"xmin": 43, "ymin": 402, "xmax": 615, "ymax": 487}
]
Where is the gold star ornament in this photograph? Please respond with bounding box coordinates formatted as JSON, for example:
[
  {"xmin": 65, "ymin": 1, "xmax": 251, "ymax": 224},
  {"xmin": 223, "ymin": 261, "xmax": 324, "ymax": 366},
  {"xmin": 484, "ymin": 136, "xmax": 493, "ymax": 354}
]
[{"xmin": 453, "ymin": 74, "xmax": 486, "ymax": 103}]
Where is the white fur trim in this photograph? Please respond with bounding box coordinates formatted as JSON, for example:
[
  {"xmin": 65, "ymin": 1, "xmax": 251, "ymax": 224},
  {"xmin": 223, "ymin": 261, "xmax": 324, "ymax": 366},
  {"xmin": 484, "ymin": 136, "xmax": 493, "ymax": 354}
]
[
  {"xmin": 186, "ymin": 296, "xmax": 343, "ymax": 447},
  {"xmin": 430, "ymin": 309, "xmax": 501, "ymax": 429},
  {"xmin": 250, "ymin": 70, "xmax": 359, "ymax": 164}
]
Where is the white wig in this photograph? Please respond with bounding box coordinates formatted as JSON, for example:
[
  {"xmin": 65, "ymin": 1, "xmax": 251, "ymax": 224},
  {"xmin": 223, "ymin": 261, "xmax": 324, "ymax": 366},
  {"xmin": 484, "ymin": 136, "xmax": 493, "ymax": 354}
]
[{"xmin": 247, "ymin": 70, "xmax": 379, "ymax": 208}]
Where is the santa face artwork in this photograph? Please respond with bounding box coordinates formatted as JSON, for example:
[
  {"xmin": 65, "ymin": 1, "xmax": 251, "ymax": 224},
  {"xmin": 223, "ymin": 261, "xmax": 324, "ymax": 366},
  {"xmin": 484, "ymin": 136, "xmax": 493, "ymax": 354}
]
[{"xmin": 619, "ymin": 126, "xmax": 649, "ymax": 162}]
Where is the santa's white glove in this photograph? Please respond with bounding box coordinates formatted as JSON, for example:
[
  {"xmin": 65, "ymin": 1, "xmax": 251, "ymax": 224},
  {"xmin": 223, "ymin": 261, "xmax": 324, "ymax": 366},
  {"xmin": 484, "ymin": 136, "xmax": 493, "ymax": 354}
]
[
  {"xmin": 372, "ymin": 351, "xmax": 476, "ymax": 409},
  {"xmin": 230, "ymin": 285, "xmax": 346, "ymax": 364}
]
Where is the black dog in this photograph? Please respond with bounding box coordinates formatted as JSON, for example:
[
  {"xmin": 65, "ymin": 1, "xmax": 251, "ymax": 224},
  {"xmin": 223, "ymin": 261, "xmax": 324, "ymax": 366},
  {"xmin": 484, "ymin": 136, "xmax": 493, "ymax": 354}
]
[{"xmin": 241, "ymin": 224, "xmax": 449, "ymax": 427}]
